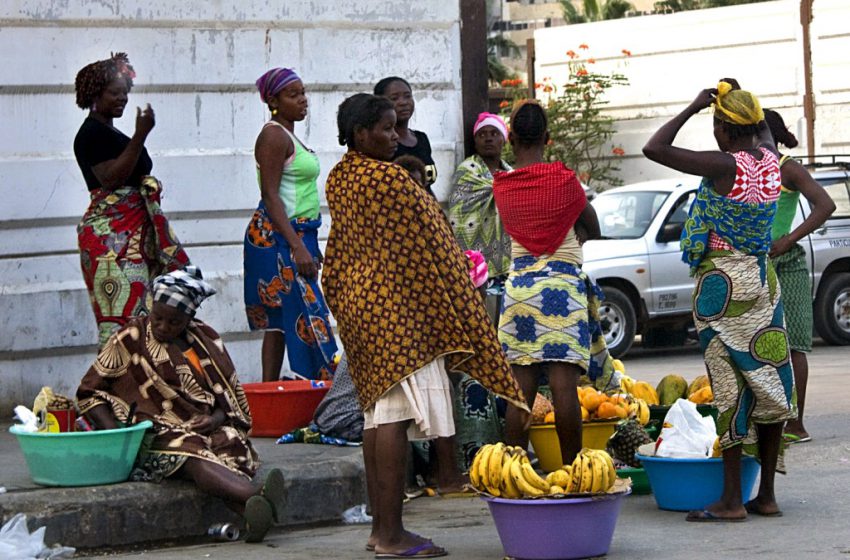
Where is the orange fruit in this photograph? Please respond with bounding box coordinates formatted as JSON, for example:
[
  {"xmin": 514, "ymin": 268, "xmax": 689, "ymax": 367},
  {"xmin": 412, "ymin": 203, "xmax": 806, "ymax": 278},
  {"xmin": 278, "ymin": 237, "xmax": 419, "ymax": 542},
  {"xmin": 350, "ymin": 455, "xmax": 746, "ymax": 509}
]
[
  {"xmin": 596, "ymin": 401, "xmax": 619, "ymax": 419},
  {"xmin": 582, "ymin": 391, "xmax": 604, "ymax": 412},
  {"xmin": 614, "ymin": 404, "xmax": 628, "ymax": 419},
  {"xmin": 581, "ymin": 406, "xmax": 589, "ymax": 421},
  {"xmin": 544, "ymin": 411, "xmax": 556, "ymax": 424}
]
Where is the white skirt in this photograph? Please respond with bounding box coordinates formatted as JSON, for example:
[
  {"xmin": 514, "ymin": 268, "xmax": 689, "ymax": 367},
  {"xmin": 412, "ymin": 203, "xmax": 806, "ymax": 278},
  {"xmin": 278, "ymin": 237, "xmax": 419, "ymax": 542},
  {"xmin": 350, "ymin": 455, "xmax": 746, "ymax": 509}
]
[{"xmin": 363, "ymin": 358, "xmax": 455, "ymax": 441}]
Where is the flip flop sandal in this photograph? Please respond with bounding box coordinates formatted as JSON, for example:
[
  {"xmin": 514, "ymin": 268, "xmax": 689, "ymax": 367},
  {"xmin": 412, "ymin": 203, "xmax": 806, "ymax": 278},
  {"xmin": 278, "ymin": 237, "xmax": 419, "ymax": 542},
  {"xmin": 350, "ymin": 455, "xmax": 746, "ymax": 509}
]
[
  {"xmin": 374, "ymin": 541, "xmax": 447, "ymax": 558},
  {"xmin": 369, "ymin": 534, "xmax": 431, "ymax": 552},
  {"xmin": 244, "ymin": 495, "xmax": 274, "ymax": 543},
  {"xmin": 783, "ymin": 433, "xmax": 812, "ymax": 444},
  {"xmin": 685, "ymin": 510, "xmax": 747, "ymax": 523},
  {"xmin": 262, "ymin": 468, "xmax": 286, "ymax": 523}
]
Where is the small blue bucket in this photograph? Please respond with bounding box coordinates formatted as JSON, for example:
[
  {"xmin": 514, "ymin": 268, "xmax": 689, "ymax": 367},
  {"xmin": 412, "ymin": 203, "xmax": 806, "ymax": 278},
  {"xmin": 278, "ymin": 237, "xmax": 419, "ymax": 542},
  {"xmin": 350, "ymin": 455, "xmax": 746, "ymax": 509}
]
[{"xmin": 638, "ymin": 454, "xmax": 760, "ymax": 512}]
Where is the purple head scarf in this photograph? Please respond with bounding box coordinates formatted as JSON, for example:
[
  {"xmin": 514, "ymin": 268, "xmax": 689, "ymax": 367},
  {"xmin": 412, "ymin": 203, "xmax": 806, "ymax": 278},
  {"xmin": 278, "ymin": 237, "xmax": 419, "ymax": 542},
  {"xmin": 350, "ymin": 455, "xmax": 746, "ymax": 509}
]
[{"xmin": 255, "ymin": 68, "xmax": 301, "ymax": 103}]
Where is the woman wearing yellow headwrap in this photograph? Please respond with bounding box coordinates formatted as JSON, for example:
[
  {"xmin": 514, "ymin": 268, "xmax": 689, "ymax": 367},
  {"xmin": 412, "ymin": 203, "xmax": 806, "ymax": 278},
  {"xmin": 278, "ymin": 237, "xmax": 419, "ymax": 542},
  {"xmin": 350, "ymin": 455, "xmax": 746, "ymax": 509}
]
[{"xmin": 643, "ymin": 80, "xmax": 796, "ymax": 523}]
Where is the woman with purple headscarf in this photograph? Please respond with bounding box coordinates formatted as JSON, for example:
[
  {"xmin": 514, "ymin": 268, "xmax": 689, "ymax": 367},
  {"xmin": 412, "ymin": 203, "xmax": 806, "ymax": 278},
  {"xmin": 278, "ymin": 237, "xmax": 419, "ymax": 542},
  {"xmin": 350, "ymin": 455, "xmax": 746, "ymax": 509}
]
[{"xmin": 243, "ymin": 68, "xmax": 337, "ymax": 382}]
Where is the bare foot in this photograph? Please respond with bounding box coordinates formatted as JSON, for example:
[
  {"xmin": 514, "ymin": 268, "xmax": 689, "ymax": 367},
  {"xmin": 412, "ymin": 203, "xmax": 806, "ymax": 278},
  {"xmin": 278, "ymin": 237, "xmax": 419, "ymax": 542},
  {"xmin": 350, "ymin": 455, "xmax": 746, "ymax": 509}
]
[
  {"xmin": 745, "ymin": 498, "xmax": 783, "ymax": 517},
  {"xmin": 368, "ymin": 530, "xmax": 429, "ymax": 552}
]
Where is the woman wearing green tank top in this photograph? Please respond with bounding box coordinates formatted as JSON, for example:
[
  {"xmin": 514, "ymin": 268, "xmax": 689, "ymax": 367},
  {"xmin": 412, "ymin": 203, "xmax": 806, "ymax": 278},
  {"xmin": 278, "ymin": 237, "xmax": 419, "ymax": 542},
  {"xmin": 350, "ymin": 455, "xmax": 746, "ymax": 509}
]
[
  {"xmin": 244, "ymin": 68, "xmax": 338, "ymax": 382},
  {"xmin": 764, "ymin": 109, "xmax": 835, "ymax": 444}
]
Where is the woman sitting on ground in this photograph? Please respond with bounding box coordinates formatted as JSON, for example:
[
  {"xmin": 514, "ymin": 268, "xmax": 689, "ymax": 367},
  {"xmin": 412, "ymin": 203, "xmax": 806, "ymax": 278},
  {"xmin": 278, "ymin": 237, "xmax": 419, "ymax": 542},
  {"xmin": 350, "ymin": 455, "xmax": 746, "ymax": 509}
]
[
  {"xmin": 76, "ymin": 266, "xmax": 284, "ymax": 543},
  {"xmin": 322, "ymin": 93, "xmax": 525, "ymax": 558}
]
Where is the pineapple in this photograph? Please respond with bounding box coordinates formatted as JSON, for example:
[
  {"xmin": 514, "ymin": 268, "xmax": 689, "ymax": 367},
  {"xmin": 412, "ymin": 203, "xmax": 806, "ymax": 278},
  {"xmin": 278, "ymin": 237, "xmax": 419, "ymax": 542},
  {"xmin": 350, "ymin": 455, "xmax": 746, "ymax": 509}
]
[{"xmin": 607, "ymin": 419, "xmax": 652, "ymax": 468}]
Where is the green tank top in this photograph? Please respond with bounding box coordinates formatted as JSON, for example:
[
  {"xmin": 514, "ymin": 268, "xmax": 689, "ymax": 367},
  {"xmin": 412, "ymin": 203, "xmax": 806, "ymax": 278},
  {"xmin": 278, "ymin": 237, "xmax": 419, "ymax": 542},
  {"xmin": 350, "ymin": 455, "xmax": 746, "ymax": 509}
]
[
  {"xmin": 257, "ymin": 122, "xmax": 321, "ymax": 220},
  {"xmin": 771, "ymin": 155, "xmax": 800, "ymax": 240}
]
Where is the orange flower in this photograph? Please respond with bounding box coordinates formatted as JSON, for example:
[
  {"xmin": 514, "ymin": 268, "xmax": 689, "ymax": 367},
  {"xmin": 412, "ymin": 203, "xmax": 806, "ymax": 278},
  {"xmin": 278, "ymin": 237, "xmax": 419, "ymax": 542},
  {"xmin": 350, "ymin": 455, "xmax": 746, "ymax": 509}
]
[
  {"xmin": 579, "ymin": 172, "xmax": 590, "ymax": 182},
  {"xmin": 501, "ymin": 79, "xmax": 511, "ymax": 87},
  {"xmin": 587, "ymin": 58, "xmax": 596, "ymax": 64},
  {"xmin": 512, "ymin": 79, "xmax": 524, "ymax": 87},
  {"xmin": 547, "ymin": 138, "xmax": 554, "ymax": 146},
  {"xmin": 543, "ymin": 85, "xmax": 554, "ymax": 93},
  {"xmin": 622, "ymin": 49, "xmax": 632, "ymax": 57},
  {"xmin": 576, "ymin": 68, "xmax": 588, "ymax": 77},
  {"xmin": 499, "ymin": 100, "xmax": 510, "ymax": 108},
  {"xmin": 534, "ymin": 82, "xmax": 542, "ymax": 89},
  {"xmin": 579, "ymin": 44, "xmax": 589, "ymax": 50},
  {"xmin": 566, "ymin": 50, "xmax": 577, "ymax": 59},
  {"xmin": 612, "ymin": 147, "xmax": 625, "ymax": 156}
]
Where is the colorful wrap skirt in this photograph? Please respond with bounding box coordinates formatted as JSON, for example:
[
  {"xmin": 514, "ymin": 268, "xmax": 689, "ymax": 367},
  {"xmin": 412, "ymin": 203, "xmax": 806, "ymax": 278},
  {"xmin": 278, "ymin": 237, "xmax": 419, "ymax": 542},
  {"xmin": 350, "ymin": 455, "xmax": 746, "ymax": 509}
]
[
  {"xmin": 243, "ymin": 202, "xmax": 338, "ymax": 380},
  {"xmin": 771, "ymin": 244, "xmax": 813, "ymax": 352},
  {"xmin": 498, "ymin": 256, "xmax": 615, "ymax": 389},
  {"xmin": 693, "ymin": 251, "xmax": 797, "ymax": 469},
  {"xmin": 77, "ymin": 177, "xmax": 190, "ymax": 346}
]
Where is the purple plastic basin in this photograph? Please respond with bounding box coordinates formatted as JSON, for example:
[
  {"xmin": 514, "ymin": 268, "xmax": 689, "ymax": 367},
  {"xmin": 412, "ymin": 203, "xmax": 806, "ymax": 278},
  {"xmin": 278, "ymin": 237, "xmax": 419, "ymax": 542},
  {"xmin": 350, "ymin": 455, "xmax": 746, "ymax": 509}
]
[{"xmin": 482, "ymin": 491, "xmax": 630, "ymax": 560}]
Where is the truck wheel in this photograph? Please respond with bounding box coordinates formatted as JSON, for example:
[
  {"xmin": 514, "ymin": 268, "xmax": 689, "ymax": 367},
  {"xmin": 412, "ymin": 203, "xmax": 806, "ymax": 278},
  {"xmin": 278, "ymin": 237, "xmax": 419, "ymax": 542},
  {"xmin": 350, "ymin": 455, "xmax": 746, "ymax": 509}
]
[
  {"xmin": 814, "ymin": 272, "xmax": 850, "ymax": 345},
  {"xmin": 599, "ymin": 286, "xmax": 637, "ymax": 358}
]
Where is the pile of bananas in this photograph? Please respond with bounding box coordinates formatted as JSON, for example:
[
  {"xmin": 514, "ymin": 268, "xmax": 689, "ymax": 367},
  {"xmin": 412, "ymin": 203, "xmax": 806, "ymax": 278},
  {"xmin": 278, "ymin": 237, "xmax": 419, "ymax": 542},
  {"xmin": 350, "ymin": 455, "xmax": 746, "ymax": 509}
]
[
  {"xmin": 469, "ymin": 444, "xmax": 617, "ymax": 498},
  {"xmin": 627, "ymin": 398, "xmax": 650, "ymax": 425}
]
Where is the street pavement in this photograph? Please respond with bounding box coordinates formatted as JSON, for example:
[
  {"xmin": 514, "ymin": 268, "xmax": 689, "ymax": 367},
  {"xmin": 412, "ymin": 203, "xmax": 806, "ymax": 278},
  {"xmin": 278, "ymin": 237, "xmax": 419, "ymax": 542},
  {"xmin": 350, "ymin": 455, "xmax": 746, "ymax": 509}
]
[{"xmin": 76, "ymin": 342, "xmax": 850, "ymax": 559}]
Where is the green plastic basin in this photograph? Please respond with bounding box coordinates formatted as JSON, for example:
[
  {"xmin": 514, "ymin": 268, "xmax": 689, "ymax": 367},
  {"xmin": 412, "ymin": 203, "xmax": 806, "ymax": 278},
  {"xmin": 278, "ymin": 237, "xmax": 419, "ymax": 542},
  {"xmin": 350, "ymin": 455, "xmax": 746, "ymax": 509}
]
[
  {"xmin": 10, "ymin": 421, "xmax": 152, "ymax": 486},
  {"xmin": 616, "ymin": 466, "xmax": 651, "ymax": 495}
]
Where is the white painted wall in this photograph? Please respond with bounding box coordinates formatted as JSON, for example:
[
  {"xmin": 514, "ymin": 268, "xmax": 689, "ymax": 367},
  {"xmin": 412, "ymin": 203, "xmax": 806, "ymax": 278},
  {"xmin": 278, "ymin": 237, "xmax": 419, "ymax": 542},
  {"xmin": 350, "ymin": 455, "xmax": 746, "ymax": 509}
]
[
  {"xmin": 0, "ymin": 1, "xmax": 466, "ymax": 413},
  {"xmin": 533, "ymin": 0, "xmax": 850, "ymax": 186}
]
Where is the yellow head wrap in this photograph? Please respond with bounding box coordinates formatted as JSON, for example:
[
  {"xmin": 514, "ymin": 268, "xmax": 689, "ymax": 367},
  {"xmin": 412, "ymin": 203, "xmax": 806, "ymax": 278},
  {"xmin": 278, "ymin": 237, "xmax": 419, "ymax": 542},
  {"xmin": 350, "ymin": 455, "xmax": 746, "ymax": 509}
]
[{"xmin": 713, "ymin": 81, "xmax": 764, "ymax": 126}]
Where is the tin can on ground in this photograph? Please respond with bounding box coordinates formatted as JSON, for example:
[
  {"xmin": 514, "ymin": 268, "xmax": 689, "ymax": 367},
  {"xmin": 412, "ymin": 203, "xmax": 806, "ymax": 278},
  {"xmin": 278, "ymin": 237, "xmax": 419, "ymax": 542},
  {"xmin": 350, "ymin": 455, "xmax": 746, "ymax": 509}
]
[{"xmin": 208, "ymin": 523, "xmax": 240, "ymax": 542}]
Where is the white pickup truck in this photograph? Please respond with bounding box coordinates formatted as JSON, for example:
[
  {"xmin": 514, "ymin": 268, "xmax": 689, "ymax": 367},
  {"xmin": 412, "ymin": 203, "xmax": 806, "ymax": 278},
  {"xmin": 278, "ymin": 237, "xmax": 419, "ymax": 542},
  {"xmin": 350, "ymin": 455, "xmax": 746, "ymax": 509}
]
[{"xmin": 583, "ymin": 160, "xmax": 850, "ymax": 357}]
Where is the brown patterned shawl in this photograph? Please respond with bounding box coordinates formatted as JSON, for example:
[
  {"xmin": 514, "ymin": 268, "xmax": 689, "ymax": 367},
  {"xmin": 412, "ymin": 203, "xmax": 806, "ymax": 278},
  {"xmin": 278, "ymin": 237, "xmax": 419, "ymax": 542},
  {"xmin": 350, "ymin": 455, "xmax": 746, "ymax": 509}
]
[
  {"xmin": 76, "ymin": 316, "xmax": 258, "ymax": 478},
  {"xmin": 322, "ymin": 151, "xmax": 526, "ymax": 411}
]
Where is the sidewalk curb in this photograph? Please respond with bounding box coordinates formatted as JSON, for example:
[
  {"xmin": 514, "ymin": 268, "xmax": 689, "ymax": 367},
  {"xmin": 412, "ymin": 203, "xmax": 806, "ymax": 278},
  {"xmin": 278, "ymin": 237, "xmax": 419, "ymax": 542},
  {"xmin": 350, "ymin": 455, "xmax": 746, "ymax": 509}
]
[{"xmin": 0, "ymin": 449, "xmax": 366, "ymax": 549}]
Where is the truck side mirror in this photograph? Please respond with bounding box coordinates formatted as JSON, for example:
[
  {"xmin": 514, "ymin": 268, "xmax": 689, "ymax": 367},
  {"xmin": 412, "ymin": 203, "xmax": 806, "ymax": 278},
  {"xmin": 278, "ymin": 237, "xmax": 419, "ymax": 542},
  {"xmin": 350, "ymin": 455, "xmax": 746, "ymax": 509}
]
[{"xmin": 657, "ymin": 223, "xmax": 683, "ymax": 243}]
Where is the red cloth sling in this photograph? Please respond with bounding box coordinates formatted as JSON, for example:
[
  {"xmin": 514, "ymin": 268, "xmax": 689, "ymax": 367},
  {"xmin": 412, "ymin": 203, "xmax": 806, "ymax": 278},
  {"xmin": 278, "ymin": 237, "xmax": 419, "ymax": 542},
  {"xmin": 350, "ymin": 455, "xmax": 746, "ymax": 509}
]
[{"xmin": 493, "ymin": 162, "xmax": 586, "ymax": 256}]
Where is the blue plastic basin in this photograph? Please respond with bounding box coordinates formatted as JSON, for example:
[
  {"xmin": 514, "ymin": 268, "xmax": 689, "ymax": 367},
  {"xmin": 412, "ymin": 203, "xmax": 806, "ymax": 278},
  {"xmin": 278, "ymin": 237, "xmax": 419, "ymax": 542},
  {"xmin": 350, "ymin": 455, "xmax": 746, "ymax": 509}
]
[
  {"xmin": 638, "ymin": 453, "xmax": 760, "ymax": 511},
  {"xmin": 10, "ymin": 421, "xmax": 152, "ymax": 487}
]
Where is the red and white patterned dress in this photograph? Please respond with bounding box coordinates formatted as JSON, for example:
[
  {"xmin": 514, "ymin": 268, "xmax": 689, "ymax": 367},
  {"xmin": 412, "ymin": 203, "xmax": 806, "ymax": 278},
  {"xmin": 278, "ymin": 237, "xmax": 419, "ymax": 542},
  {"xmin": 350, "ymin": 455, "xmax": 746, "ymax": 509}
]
[{"xmin": 708, "ymin": 147, "xmax": 781, "ymax": 250}]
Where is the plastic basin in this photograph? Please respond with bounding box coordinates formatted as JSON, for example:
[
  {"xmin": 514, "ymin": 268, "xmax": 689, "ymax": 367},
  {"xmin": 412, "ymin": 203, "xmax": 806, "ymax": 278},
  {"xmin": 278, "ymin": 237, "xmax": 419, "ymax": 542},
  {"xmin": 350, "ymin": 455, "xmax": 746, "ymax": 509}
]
[
  {"xmin": 638, "ymin": 454, "xmax": 760, "ymax": 511},
  {"xmin": 243, "ymin": 380, "xmax": 332, "ymax": 437},
  {"xmin": 10, "ymin": 421, "xmax": 152, "ymax": 487},
  {"xmin": 649, "ymin": 404, "xmax": 718, "ymax": 424},
  {"xmin": 529, "ymin": 422, "xmax": 618, "ymax": 472},
  {"xmin": 483, "ymin": 491, "xmax": 630, "ymax": 560},
  {"xmin": 616, "ymin": 466, "xmax": 651, "ymax": 495}
]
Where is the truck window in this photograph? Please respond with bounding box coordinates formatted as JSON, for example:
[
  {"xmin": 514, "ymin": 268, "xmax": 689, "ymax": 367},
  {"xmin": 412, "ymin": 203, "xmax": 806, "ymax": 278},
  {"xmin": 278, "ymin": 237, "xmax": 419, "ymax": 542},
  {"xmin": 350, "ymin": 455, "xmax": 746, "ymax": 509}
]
[
  {"xmin": 819, "ymin": 179, "xmax": 850, "ymax": 218},
  {"xmin": 592, "ymin": 191, "xmax": 669, "ymax": 239}
]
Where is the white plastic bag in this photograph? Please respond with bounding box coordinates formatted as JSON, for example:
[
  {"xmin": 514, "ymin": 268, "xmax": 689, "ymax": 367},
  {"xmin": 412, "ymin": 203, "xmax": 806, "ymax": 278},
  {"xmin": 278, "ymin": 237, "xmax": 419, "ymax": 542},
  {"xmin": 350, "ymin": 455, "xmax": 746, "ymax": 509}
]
[
  {"xmin": 0, "ymin": 514, "xmax": 75, "ymax": 559},
  {"xmin": 655, "ymin": 399, "xmax": 717, "ymax": 459},
  {"xmin": 341, "ymin": 504, "xmax": 373, "ymax": 524}
]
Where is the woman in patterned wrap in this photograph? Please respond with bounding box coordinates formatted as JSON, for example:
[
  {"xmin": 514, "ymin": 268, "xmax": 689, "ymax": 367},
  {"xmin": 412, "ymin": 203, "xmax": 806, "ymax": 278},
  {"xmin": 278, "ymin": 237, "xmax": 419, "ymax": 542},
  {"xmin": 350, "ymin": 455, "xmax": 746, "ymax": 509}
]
[
  {"xmin": 73, "ymin": 53, "xmax": 190, "ymax": 346},
  {"xmin": 322, "ymin": 93, "xmax": 526, "ymax": 559},
  {"xmin": 643, "ymin": 79, "xmax": 797, "ymax": 522},
  {"xmin": 77, "ymin": 266, "xmax": 285, "ymax": 543},
  {"xmin": 493, "ymin": 100, "xmax": 610, "ymax": 472}
]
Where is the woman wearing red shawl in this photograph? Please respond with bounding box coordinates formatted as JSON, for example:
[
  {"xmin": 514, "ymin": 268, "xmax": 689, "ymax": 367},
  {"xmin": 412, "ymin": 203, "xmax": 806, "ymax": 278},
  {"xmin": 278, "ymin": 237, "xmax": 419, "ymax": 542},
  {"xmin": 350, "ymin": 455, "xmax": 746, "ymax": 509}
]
[{"xmin": 493, "ymin": 101, "xmax": 613, "ymax": 468}]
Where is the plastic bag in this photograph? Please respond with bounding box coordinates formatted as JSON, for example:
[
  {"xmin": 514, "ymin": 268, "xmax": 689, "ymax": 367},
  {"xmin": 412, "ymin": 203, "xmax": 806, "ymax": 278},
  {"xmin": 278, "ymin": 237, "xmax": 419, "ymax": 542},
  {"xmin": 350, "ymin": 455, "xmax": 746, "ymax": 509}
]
[
  {"xmin": 655, "ymin": 399, "xmax": 717, "ymax": 459},
  {"xmin": 341, "ymin": 504, "xmax": 372, "ymax": 524},
  {"xmin": 0, "ymin": 514, "xmax": 75, "ymax": 559}
]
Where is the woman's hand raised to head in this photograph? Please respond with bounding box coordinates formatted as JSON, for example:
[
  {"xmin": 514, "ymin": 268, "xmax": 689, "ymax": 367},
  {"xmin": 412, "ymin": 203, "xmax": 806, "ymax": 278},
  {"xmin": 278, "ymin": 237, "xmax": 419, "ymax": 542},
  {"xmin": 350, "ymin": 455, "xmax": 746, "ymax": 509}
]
[
  {"xmin": 688, "ymin": 89, "xmax": 718, "ymax": 113},
  {"xmin": 135, "ymin": 103, "xmax": 155, "ymax": 138}
]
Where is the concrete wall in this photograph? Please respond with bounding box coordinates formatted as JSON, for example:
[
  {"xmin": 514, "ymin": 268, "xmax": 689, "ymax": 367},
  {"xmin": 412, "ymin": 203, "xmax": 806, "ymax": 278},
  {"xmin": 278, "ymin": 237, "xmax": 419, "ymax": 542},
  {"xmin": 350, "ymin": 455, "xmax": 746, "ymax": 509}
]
[
  {"xmin": 0, "ymin": 1, "xmax": 466, "ymax": 413},
  {"xmin": 533, "ymin": 0, "xmax": 850, "ymax": 185}
]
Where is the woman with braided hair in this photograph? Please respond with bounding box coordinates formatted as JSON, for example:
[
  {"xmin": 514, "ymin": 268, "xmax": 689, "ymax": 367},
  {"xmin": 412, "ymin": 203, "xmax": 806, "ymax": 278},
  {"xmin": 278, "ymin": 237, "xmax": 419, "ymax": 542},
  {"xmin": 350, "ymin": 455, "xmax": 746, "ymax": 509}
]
[
  {"xmin": 74, "ymin": 53, "xmax": 190, "ymax": 346},
  {"xmin": 243, "ymin": 67, "xmax": 337, "ymax": 382},
  {"xmin": 644, "ymin": 80, "xmax": 797, "ymax": 522}
]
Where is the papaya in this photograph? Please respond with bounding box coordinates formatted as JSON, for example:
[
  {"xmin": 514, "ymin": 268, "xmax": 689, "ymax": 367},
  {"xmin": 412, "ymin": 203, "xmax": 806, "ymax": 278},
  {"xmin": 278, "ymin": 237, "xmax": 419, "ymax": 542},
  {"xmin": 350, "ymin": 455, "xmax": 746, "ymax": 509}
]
[
  {"xmin": 688, "ymin": 385, "xmax": 713, "ymax": 405},
  {"xmin": 656, "ymin": 374, "xmax": 688, "ymax": 406},
  {"xmin": 688, "ymin": 375, "xmax": 710, "ymax": 397},
  {"xmin": 631, "ymin": 381, "xmax": 659, "ymax": 406}
]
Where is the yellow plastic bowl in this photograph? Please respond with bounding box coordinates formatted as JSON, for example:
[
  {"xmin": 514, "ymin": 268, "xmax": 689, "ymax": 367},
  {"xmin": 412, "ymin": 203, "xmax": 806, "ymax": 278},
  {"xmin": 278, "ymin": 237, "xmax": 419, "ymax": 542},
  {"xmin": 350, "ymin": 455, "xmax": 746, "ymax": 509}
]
[{"xmin": 529, "ymin": 421, "xmax": 619, "ymax": 472}]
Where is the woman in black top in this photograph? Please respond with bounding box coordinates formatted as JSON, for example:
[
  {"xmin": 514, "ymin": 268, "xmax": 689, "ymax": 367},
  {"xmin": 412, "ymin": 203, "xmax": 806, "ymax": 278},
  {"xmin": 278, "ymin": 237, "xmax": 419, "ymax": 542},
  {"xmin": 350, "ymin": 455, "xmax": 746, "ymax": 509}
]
[
  {"xmin": 73, "ymin": 53, "xmax": 190, "ymax": 346},
  {"xmin": 374, "ymin": 76, "xmax": 437, "ymax": 187}
]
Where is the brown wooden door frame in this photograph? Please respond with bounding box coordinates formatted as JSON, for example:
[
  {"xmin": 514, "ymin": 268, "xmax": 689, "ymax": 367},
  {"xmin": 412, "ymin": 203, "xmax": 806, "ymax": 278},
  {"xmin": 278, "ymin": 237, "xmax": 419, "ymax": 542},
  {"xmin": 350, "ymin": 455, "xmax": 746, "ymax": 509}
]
[{"xmin": 459, "ymin": 0, "xmax": 489, "ymax": 158}]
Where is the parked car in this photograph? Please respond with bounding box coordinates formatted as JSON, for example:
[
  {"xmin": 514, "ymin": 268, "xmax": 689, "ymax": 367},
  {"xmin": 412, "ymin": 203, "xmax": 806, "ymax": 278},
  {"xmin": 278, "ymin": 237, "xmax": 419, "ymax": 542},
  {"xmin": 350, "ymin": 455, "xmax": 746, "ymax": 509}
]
[{"xmin": 583, "ymin": 160, "xmax": 850, "ymax": 357}]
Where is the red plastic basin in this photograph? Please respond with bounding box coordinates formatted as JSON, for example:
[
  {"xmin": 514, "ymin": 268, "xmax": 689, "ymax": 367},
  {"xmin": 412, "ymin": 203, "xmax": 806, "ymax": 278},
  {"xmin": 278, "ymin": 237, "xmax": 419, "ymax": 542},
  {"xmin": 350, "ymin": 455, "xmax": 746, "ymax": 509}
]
[{"xmin": 243, "ymin": 380, "xmax": 332, "ymax": 437}]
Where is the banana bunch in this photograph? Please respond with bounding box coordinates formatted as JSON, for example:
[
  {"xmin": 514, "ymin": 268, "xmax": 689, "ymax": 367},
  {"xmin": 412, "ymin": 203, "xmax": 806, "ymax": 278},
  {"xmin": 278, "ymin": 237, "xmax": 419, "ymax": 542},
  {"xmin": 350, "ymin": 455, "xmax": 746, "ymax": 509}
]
[
  {"xmin": 565, "ymin": 448, "xmax": 617, "ymax": 494},
  {"xmin": 469, "ymin": 443, "xmax": 555, "ymax": 498},
  {"xmin": 627, "ymin": 398, "xmax": 650, "ymax": 426}
]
